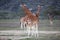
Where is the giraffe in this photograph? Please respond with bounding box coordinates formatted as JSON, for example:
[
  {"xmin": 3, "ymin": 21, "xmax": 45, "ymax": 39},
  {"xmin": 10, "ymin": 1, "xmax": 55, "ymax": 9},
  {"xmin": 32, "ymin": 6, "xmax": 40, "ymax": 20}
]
[
  {"xmin": 20, "ymin": 15, "xmax": 28, "ymax": 29},
  {"xmin": 21, "ymin": 4, "xmax": 40, "ymax": 26},
  {"xmin": 48, "ymin": 13, "xmax": 54, "ymax": 25},
  {"xmin": 20, "ymin": 4, "xmax": 41, "ymax": 36}
]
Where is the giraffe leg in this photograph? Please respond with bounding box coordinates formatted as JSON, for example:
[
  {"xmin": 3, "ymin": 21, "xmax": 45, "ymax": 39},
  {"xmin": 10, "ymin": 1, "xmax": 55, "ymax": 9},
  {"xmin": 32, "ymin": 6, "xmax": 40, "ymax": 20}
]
[
  {"xmin": 27, "ymin": 26, "xmax": 31, "ymax": 36},
  {"xmin": 20, "ymin": 22, "xmax": 23, "ymax": 29},
  {"xmin": 23, "ymin": 23, "xmax": 25, "ymax": 30},
  {"xmin": 24, "ymin": 22, "xmax": 27, "ymax": 28},
  {"xmin": 31, "ymin": 25, "xmax": 34, "ymax": 36},
  {"xmin": 35, "ymin": 23, "xmax": 38, "ymax": 37},
  {"xmin": 24, "ymin": 22, "xmax": 27, "ymax": 31}
]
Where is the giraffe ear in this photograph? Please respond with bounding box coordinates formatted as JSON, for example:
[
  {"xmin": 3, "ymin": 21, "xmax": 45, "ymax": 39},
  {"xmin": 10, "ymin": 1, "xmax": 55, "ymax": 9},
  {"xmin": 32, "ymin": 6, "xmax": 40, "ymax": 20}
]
[{"xmin": 23, "ymin": 4, "xmax": 27, "ymax": 6}]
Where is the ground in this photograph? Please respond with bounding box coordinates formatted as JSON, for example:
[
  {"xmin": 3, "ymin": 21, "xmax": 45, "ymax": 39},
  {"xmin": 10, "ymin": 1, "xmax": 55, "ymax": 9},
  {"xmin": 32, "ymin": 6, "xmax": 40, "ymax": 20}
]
[{"xmin": 0, "ymin": 19, "xmax": 60, "ymax": 40}]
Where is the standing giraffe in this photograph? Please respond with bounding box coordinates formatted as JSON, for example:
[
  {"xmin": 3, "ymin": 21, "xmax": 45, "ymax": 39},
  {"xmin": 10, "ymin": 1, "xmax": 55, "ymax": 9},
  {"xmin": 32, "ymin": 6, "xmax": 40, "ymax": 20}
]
[
  {"xmin": 48, "ymin": 13, "xmax": 54, "ymax": 25},
  {"xmin": 20, "ymin": 4, "xmax": 41, "ymax": 36},
  {"xmin": 20, "ymin": 15, "xmax": 28, "ymax": 29}
]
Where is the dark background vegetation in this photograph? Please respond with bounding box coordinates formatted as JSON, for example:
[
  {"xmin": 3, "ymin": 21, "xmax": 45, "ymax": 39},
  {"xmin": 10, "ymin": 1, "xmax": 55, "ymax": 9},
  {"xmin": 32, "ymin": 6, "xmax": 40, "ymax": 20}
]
[{"xmin": 0, "ymin": 0, "xmax": 60, "ymax": 19}]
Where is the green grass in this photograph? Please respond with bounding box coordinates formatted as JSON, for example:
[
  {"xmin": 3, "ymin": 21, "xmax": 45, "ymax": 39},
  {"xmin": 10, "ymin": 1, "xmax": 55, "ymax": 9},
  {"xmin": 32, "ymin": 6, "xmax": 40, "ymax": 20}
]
[
  {"xmin": 0, "ymin": 27, "xmax": 20, "ymax": 30},
  {"xmin": 39, "ymin": 26, "xmax": 60, "ymax": 31},
  {"xmin": 0, "ymin": 19, "xmax": 60, "ymax": 31},
  {"xmin": 0, "ymin": 19, "xmax": 19, "ymax": 22}
]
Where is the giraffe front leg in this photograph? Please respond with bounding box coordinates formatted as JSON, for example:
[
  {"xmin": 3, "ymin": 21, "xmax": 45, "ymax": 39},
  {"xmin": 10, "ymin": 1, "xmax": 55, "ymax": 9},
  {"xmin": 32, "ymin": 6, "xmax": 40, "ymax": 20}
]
[
  {"xmin": 27, "ymin": 26, "xmax": 31, "ymax": 36},
  {"xmin": 23, "ymin": 22, "xmax": 27, "ymax": 30},
  {"xmin": 20, "ymin": 22, "xmax": 24, "ymax": 29},
  {"xmin": 24, "ymin": 22, "xmax": 27, "ymax": 29},
  {"xmin": 35, "ymin": 24, "xmax": 38, "ymax": 37}
]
